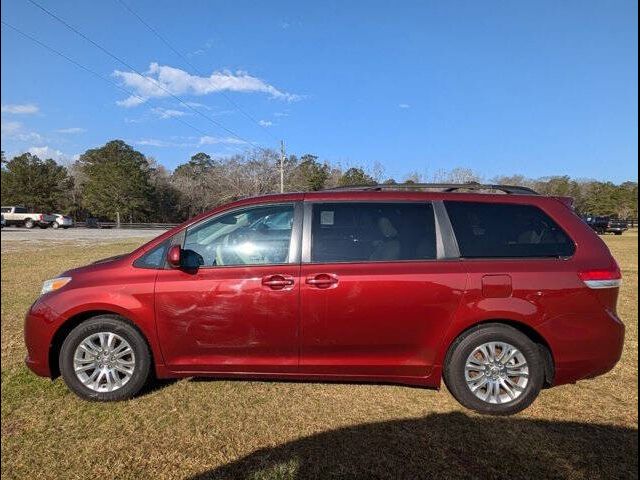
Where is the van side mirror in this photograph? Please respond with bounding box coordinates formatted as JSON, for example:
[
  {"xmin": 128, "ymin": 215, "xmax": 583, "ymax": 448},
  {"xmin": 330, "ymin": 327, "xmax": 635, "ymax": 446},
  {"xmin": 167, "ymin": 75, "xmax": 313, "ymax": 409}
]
[
  {"xmin": 167, "ymin": 245, "xmax": 182, "ymax": 268},
  {"xmin": 167, "ymin": 245, "xmax": 204, "ymax": 269}
]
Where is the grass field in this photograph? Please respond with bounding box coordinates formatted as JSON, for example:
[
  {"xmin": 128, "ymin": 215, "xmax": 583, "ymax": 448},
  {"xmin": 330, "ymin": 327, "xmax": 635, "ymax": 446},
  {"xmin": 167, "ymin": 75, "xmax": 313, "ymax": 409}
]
[{"xmin": 1, "ymin": 233, "xmax": 638, "ymax": 479}]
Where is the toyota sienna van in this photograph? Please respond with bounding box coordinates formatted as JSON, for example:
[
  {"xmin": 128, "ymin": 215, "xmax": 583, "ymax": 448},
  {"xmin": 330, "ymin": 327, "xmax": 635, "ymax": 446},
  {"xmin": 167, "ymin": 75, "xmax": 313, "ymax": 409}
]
[{"xmin": 24, "ymin": 183, "xmax": 624, "ymax": 415}]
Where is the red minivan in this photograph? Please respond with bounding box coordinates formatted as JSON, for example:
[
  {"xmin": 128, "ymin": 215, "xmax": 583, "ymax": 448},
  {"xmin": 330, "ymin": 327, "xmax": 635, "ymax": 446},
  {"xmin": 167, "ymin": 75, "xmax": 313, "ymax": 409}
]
[{"xmin": 24, "ymin": 184, "xmax": 625, "ymax": 415}]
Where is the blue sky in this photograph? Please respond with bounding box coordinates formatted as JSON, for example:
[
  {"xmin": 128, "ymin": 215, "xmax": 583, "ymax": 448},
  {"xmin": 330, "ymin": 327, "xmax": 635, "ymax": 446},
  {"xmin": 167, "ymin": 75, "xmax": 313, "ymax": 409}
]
[{"xmin": 1, "ymin": 0, "xmax": 637, "ymax": 182}]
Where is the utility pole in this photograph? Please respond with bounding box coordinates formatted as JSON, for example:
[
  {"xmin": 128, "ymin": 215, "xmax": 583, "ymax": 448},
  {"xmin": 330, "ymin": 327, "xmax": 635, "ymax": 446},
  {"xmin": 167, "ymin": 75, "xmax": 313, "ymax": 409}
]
[{"xmin": 280, "ymin": 139, "xmax": 286, "ymax": 193}]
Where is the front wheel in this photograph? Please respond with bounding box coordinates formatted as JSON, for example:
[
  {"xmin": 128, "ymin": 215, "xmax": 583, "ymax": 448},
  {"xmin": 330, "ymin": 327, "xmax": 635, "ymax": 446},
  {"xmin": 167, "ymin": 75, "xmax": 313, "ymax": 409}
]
[
  {"xmin": 59, "ymin": 315, "xmax": 151, "ymax": 401},
  {"xmin": 444, "ymin": 323, "xmax": 544, "ymax": 415}
]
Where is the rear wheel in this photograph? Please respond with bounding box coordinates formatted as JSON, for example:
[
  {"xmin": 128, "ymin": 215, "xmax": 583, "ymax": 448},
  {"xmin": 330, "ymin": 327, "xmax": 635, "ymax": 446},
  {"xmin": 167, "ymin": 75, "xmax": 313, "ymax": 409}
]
[
  {"xmin": 59, "ymin": 315, "xmax": 151, "ymax": 401},
  {"xmin": 24, "ymin": 218, "xmax": 35, "ymax": 229},
  {"xmin": 51, "ymin": 221, "xmax": 60, "ymax": 229},
  {"xmin": 444, "ymin": 323, "xmax": 544, "ymax": 415}
]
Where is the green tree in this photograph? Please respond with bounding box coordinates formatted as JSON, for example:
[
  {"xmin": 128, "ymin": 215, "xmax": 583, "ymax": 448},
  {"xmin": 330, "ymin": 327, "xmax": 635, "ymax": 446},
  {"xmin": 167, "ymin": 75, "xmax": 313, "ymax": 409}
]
[
  {"xmin": 171, "ymin": 152, "xmax": 220, "ymax": 217},
  {"xmin": 0, "ymin": 152, "xmax": 72, "ymax": 211},
  {"xmin": 295, "ymin": 154, "xmax": 330, "ymax": 191},
  {"xmin": 76, "ymin": 140, "xmax": 153, "ymax": 221},
  {"xmin": 338, "ymin": 167, "xmax": 376, "ymax": 187}
]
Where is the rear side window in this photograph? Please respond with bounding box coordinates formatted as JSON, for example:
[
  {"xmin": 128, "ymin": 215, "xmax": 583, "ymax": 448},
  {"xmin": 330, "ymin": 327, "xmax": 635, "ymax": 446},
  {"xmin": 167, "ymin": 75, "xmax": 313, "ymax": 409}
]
[
  {"xmin": 311, "ymin": 202, "xmax": 436, "ymax": 263},
  {"xmin": 445, "ymin": 201, "xmax": 575, "ymax": 258}
]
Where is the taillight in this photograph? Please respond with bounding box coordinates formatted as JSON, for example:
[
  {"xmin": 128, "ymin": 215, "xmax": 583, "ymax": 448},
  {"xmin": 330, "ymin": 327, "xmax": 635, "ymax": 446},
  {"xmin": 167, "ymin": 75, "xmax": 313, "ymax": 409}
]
[
  {"xmin": 578, "ymin": 266, "xmax": 622, "ymax": 289},
  {"xmin": 39, "ymin": 214, "xmax": 43, "ymax": 221}
]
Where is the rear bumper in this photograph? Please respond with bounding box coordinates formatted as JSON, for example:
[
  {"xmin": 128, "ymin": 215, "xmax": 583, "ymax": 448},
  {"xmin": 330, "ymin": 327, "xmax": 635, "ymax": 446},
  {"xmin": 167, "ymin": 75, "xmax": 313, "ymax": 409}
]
[
  {"xmin": 24, "ymin": 299, "xmax": 60, "ymax": 377},
  {"xmin": 539, "ymin": 310, "xmax": 625, "ymax": 386}
]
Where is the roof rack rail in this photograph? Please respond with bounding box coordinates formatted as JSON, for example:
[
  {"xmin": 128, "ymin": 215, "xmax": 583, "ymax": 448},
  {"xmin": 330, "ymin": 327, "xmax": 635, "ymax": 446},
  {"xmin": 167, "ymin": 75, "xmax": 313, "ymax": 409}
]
[{"xmin": 322, "ymin": 182, "xmax": 539, "ymax": 195}]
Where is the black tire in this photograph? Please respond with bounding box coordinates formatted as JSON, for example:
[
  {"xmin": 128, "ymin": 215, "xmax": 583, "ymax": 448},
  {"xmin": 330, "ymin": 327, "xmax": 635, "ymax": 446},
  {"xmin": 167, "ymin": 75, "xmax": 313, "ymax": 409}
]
[
  {"xmin": 51, "ymin": 221, "xmax": 60, "ymax": 229},
  {"xmin": 24, "ymin": 218, "xmax": 35, "ymax": 229},
  {"xmin": 59, "ymin": 315, "xmax": 151, "ymax": 401},
  {"xmin": 444, "ymin": 323, "xmax": 544, "ymax": 416}
]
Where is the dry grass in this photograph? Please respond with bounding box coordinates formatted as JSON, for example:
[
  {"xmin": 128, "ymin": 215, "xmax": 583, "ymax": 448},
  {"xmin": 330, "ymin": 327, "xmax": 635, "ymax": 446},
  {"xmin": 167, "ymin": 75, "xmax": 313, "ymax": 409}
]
[{"xmin": 1, "ymin": 233, "xmax": 637, "ymax": 479}]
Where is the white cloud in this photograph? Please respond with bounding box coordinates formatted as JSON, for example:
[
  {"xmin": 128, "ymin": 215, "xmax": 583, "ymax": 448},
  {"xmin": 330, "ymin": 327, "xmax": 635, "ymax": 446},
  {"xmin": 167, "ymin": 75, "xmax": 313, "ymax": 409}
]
[
  {"xmin": 398, "ymin": 103, "xmax": 411, "ymax": 109},
  {"xmin": 258, "ymin": 120, "xmax": 273, "ymax": 127},
  {"xmin": 199, "ymin": 135, "xmax": 246, "ymax": 145},
  {"xmin": 1, "ymin": 121, "xmax": 22, "ymax": 136},
  {"xmin": 151, "ymin": 107, "xmax": 187, "ymax": 119},
  {"xmin": 26, "ymin": 146, "xmax": 78, "ymax": 164},
  {"xmin": 135, "ymin": 138, "xmax": 194, "ymax": 148},
  {"xmin": 55, "ymin": 127, "xmax": 86, "ymax": 134},
  {"xmin": 113, "ymin": 63, "xmax": 301, "ymax": 107},
  {"xmin": 116, "ymin": 96, "xmax": 146, "ymax": 108},
  {"xmin": 1, "ymin": 103, "xmax": 39, "ymax": 114},
  {"xmin": 184, "ymin": 101, "xmax": 209, "ymax": 109},
  {"xmin": 1, "ymin": 120, "xmax": 42, "ymax": 142},
  {"xmin": 124, "ymin": 117, "xmax": 144, "ymax": 124}
]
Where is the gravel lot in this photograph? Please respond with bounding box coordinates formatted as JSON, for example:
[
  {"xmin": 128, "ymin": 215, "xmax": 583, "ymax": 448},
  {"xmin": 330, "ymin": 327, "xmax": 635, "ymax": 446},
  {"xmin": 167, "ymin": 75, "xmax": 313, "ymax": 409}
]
[{"xmin": 0, "ymin": 227, "xmax": 167, "ymax": 252}]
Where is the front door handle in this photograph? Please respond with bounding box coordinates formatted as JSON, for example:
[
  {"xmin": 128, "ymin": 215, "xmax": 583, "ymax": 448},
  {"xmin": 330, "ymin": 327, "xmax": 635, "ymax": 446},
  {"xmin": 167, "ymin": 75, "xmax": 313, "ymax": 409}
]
[
  {"xmin": 306, "ymin": 273, "xmax": 339, "ymax": 288},
  {"xmin": 262, "ymin": 275, "xmax": 295, "ymax": 290}
]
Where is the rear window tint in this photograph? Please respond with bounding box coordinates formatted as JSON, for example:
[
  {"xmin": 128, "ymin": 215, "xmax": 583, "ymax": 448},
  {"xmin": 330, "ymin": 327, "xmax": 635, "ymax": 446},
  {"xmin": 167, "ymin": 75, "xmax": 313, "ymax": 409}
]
[
  {"xmin": 445, "ymin": 201, "xmax": 575, "ymax": 258},
  {"xmin": 311, "ymin": 202, "xmax": 436, "ymax": 263}
]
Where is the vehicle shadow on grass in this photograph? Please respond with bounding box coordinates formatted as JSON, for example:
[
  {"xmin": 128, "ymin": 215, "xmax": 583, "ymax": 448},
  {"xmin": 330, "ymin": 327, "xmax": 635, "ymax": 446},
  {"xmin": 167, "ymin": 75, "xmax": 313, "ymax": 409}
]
[{"xmin": 188, "ymin": 412, "xmax": 638, "ymax": 480}]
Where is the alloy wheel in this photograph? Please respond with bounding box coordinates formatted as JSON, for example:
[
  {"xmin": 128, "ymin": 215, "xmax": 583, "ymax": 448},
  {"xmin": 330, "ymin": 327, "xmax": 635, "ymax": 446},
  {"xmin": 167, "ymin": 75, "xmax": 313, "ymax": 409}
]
[
  {"xmin": 464, "ymin": 341, "xmax": 529, "ymax": 404},
  {"xmin": 73, "ymin": 332, "xmax": 136, "ymax": 392}
]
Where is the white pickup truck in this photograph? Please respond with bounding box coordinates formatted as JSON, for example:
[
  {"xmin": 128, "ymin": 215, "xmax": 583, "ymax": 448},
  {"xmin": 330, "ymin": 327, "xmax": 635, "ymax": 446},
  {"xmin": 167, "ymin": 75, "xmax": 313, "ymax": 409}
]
[{"xmin": 0, "ymin": 206, "xmax": 56, "ymax": 228}]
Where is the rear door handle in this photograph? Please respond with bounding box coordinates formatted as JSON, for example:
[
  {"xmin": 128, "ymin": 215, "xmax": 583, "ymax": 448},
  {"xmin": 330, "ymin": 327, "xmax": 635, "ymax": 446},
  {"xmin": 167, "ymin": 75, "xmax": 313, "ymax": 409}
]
[
  {"xmin": 306, "ymin": 273, "xmax": 339, "ymax": 288},
  {"xmin": 262, "ymin": 275, "xmax": 295, "ymax": 290}
]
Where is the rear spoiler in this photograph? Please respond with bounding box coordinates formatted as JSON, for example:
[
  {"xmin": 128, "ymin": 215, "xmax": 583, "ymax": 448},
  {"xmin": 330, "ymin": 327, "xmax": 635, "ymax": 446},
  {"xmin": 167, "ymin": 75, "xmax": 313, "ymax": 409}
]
[{"xmin": 554, "ymin": 196, "xmax": 575, "ymax": 209}]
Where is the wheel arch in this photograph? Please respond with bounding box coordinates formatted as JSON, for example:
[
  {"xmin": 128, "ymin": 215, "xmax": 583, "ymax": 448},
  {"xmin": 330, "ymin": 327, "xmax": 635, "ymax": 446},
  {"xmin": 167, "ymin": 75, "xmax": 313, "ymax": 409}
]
[
  {"xmin": 48, "ymin": 310, "xmax": 156, "ymax": 379},
  {"xmin": 443, "ymin": 319, "xmax": 555, "ymax": 387}
]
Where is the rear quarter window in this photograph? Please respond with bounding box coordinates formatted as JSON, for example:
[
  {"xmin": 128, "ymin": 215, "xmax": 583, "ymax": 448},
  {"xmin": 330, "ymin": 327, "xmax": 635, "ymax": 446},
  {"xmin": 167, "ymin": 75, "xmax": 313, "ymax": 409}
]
[{"xmin": 445, "ymin": 201, "xmax": 575, "ymax": 259}]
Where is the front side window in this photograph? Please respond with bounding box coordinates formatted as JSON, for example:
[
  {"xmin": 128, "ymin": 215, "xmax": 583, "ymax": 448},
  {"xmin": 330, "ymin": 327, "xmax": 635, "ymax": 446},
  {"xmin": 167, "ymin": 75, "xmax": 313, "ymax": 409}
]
[
  {"xmin": 134, "ymin": 240, "xmax": 170, "ymax": 269},
  {"xmin": 311, "ymin": 202, "xmax": 436, "ymax": 263},
  {"xmin": 184, "ymin": 204, "xmax": 294, "ymax": 267},
  {"xmin": 445, "ymin": 201, "xmax": 575, "ymax": 258}
]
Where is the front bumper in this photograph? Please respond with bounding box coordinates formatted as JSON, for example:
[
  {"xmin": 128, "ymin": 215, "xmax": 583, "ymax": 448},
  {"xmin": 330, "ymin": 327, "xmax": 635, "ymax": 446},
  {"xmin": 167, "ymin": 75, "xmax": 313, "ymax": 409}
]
[{"xmin": 24, "ymin": 299, "xmax": 60, "ymax": 377}]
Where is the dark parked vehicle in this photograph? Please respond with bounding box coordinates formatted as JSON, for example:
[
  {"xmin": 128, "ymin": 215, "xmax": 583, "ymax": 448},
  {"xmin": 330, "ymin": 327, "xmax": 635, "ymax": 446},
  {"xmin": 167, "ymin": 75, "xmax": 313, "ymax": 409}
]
[
  {"xmin": 606, "ymin": 219, "xmax": 628, "ymax": 235},
  {"xmin": 25, "ymin": 184, "xmax": 624, "ymax": 415},
  {"xmin": 583, "ymin": 215, "xmax": 628, "ymax": 235}
]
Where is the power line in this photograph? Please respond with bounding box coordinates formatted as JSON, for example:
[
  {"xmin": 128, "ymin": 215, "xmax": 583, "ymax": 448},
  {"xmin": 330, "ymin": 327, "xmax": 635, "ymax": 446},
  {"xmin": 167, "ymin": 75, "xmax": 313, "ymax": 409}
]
[
  {"xmin": 0, "ymin": 20, "xmax": 245, "ymax": 152},
  {"xmin": 24, "ymin": 0, "xmax": 258, "ymax": 147},
  {"xmin": 113, "ymin": 0, "xmax": 279, "ymax": 143}
]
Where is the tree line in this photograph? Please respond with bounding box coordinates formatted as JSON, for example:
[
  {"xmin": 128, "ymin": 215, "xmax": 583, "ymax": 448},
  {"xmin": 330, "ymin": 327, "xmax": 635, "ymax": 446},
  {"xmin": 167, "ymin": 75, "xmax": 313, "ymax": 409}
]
[{"xmin": 1, "ymin": 140, "xmax": 637, "ymax": 223}]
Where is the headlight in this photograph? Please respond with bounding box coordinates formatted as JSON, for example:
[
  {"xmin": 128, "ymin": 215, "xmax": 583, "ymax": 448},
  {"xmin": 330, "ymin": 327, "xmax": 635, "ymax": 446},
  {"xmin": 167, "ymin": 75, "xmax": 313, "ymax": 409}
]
[{"xmin": 41, "ymin": 277, "xmax": 72, "ymax": 295}]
